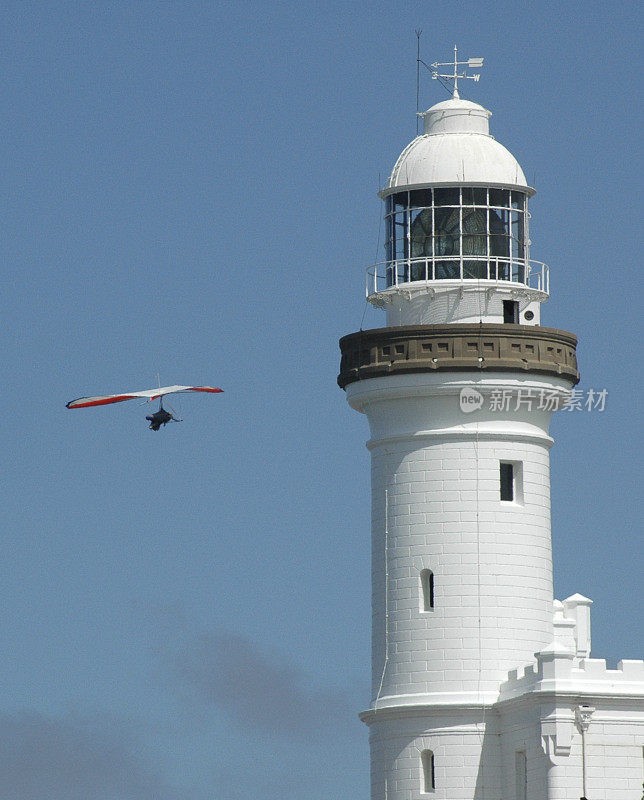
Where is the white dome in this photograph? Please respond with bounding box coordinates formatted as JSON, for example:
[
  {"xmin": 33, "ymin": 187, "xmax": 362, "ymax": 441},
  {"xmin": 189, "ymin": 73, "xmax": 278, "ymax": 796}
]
[{"xmin": 384, "ymin": 97, "xmax": 533, "ymax": 195}]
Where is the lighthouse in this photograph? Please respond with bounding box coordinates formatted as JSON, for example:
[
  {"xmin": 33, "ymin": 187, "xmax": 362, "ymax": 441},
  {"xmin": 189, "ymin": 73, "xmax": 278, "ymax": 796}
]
[{"xmin": 338, "ymin": 53, "xmax": 644, "ymax": 800}]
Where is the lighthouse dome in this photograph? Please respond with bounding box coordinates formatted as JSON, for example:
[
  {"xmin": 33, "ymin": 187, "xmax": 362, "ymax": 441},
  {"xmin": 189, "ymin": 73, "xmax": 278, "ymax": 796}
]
[{"xmin": 384, "ymin": 97, "xmax": 533, "ymax": 195}]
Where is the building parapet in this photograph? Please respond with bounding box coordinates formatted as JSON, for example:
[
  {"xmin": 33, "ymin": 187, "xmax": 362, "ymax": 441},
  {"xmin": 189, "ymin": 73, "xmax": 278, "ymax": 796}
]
[
  {"xmin": 338, "ymin": 323, "xmax": 579, "ymax": 389},
  {"xmin": 500, "ymin": 652, "xmax": 644, "ymax": 702}
]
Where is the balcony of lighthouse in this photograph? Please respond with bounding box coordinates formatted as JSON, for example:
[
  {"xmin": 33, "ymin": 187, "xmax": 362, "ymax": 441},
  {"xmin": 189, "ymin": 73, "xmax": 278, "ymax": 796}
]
[
  {"xmin": 366, "ymin": 254, "xmax": 548, "ymax": 294},
  {"xmin": 366, "ymin": 185, "xmax": 549, "ymax": 327}
]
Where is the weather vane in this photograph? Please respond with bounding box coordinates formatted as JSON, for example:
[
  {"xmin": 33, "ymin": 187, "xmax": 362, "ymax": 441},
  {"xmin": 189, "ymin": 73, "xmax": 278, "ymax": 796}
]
[{"xmin": 431, "ymin": 45, "xmax": 484, "ymax": 99}]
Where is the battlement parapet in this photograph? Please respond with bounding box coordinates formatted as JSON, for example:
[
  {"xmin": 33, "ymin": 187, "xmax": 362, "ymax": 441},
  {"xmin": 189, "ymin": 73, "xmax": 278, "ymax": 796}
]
[{"xmin": 499, "ymin": 651, "xmax": 644, "ymax": 703}]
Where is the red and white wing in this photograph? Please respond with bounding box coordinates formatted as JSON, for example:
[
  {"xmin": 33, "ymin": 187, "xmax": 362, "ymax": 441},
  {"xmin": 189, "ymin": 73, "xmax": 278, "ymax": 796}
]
[{"xmin": 66, "ymin": 385, "xmax": 223, "ymax": 409}]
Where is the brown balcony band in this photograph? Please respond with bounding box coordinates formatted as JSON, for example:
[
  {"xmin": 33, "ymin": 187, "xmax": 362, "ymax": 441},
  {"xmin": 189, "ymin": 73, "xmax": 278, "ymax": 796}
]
[{"xmin": 338, "ymin": 324, "xmax": 579, "ymax": 389}]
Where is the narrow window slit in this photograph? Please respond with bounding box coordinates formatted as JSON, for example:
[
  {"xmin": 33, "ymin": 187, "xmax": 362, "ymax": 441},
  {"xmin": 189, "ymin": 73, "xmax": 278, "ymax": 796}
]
[
  {"xmin": 421, "ymin": 749, "xmax": 435, "ymax": 791},
  {"xmin": 420, "ymin": 569, "xmax": 434, "ymax": 611},
  {"xmin": 500, "ymin": 462, "xmax": 514, "ymax": 501}
]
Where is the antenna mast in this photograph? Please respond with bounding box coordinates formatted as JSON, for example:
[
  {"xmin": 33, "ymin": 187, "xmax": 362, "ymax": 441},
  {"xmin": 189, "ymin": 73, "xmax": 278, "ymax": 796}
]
[{"xmin": 415, "ymin": 29, "xmax": 422, "ymax": 135}]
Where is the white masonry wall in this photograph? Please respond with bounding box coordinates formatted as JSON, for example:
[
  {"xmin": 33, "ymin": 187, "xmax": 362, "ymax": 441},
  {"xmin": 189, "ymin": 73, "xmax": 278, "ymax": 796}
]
[
  {"xmin": 346, "ymin": 372, "xmax": 568, "ymax": 706},
  {"xmin": 552, "ymin": 736, "xmax": 643, "ymax": 800},
  {"xmin": 384, "ymin": 286, "xmax": 542, "ymax": 327},
  {"xmin": 497, "ymin": 703, "xmax": 644, "ymax": 799},
  {"xmin": 499, "ymin": 652, "xmax": 644, "ymax": 798},
  {"xmin": 348, "ymin": 370, "xmax": 574, "ymax": 800},
  {"xmin": 368, "ymin": 433, "xmax": 553, "ymax": 701},
  {"xmin": 498, "ymin": 707, "xmax": 549, "ymax": 800},
  {"xmin": 582, "ymin": 736, "xmax": 643, "ymax": 799},
  {"xmin": 366, "ymin": 713, "xmax": 502, "ymax": 800}
]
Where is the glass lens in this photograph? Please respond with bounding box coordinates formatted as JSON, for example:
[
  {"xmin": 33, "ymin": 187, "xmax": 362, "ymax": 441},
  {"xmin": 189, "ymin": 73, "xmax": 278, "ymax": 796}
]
[
  {"xmin": 462, "ymin": 187, "xmax": 487, "ymax": 205},
  {"xmin": 435, "ymin": 235, "xmax": 459, "ymax": 256},
  {"xmin": 461, "ymin": 188, "xmax": 475, "ymax": 205},
  {"xmin": 462, "ymin": 234, "xmax": 487, "ymax": 257},
  {"xmin": 489, "ymin": 188, "xmax": 510, "ymax": 207},
  {"xmin": 511, "ymin": 212, "xmax": 524, "ymax": 245},
  {"xmin": 394, "ymin": 214, "xmax": 408, "ymax": 259},
  {"xmin": 410, "ymin": 261, "xmax": 428, "ymax": 281},
  {"xmin": 393, "ymin": 192, "xmax": 407, "ymax": 212},
  {"xmin": 490, "ymin": 208, "xmax": 509, "ymax": 236},
  {"xmin": 463, "ymin": 261, "xmax": 488, "ymax": 278},
  {"xmin": 490, "ymin": 235, "xmax": 510, "ymax": 258},
  {"xmin": 410, "ymin": 208, "xmax": 433, "ymax": 257},
  {"xmin": 498, "ymin": 261, "xmax": 511, "ymax": 280},
  {"xmin": 409, "ymin": 189, "xmax": 432, "ymax": 207},
  {"xmin": 462, "ymin": 208, "xmax": 487, "ymax": 236},
  {"xmin": 433, "ymin": 187, "xmax": 460, "ymax": 206},
  {"xmin": 435, "ymin": 261, "xmax": 460, "ymax": 279}
]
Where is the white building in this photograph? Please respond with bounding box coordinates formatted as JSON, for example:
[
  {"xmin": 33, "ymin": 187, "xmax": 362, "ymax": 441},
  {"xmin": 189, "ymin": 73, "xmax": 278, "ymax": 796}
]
[{"xmin": 338, "ymin": 71, "xmax": 644, "ymax": 799}]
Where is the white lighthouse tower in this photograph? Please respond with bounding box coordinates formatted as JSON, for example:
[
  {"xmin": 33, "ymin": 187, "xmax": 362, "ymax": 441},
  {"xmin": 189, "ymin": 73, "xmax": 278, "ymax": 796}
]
[{"xmin": 339, "ymin": 53, "xmax": 644, "ymax": 800}]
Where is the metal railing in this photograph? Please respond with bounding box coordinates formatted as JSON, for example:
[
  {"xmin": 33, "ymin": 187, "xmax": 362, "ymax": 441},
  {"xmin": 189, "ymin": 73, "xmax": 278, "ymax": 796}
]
[{"xmin": 366, "ymin": 256, "xmax": 549, "ymax": 297}]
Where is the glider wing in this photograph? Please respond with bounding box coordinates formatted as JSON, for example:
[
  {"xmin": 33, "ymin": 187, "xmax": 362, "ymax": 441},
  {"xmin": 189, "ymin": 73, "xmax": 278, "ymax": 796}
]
[{"xmin": 66, "ymin": 385, "xmax": 223, "ymax": 409}]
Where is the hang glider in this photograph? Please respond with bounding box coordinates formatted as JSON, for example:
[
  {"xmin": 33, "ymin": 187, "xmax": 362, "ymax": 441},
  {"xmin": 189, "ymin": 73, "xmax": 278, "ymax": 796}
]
[
  {"xmin": 66, "ymin": 385, "xmax": 223, "ymax": 430},
  {"xmin": 66, "ymin": 385, "xmax": 222, "ymax": 409}
]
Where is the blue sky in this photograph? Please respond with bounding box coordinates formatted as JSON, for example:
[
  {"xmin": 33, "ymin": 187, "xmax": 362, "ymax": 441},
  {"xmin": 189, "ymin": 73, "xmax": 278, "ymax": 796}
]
[{"xmin": 1, "ymin": 1, "xmax": 641, "ymax": 797}]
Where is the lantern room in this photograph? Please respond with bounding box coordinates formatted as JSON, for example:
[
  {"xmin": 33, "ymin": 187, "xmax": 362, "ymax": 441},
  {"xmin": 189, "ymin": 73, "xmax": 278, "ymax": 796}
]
[
  {"xmin": 383, "ymin": 185, "xmax": 529, "ymax": 284},
  {"xmin": 368, "ymin": 97, "xmax": 549, "ymax": 327}
]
